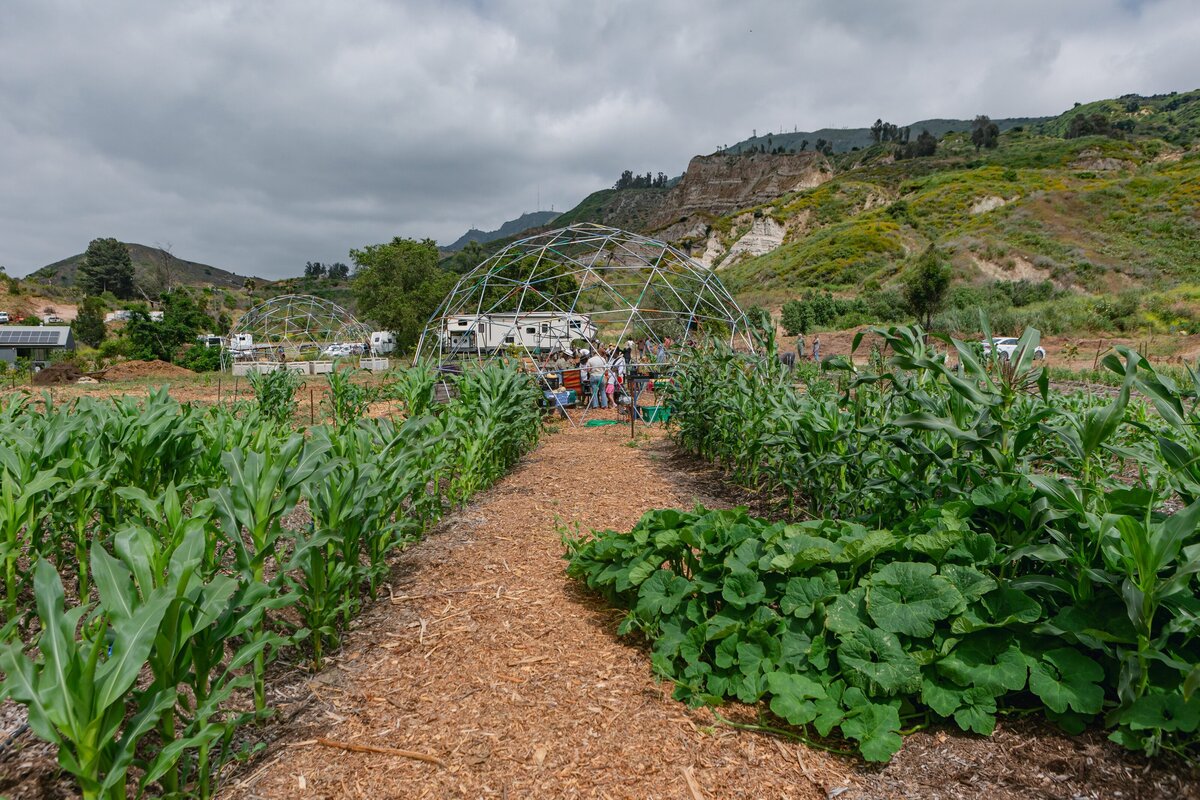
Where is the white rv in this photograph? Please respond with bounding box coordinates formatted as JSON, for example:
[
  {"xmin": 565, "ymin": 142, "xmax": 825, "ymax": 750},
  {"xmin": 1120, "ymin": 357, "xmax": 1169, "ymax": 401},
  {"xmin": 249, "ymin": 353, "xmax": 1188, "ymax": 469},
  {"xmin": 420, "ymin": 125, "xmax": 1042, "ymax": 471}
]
[
  {"xmin": 370, "ymin": 331, "xmax": 395, "ymax": 355},
  {"xmin": 440, "ymin": 312, "xmax": 595, "ymax": 354}
]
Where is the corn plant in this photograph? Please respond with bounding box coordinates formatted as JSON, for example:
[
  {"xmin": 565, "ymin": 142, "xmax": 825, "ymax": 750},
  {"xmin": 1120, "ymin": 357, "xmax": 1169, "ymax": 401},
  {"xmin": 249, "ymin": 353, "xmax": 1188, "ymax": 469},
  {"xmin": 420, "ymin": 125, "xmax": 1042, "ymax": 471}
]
[
  {"xmin": 209, "ymin": 433, "xmax": 332, "ymax": 710},
  {"xmin": 0, "ymin": 442, "xmax": 61, "ymax": 624},
  {"xmin": 324, "ymin": 369, "xmax": 377, "ymax": 426},
  {"xmin": 247, "ymin": 367, "xmax": 301, "ymax": 425},
  {"xmin": 0, "ymin": 559, "xmax": 175, "ymax": 800}
]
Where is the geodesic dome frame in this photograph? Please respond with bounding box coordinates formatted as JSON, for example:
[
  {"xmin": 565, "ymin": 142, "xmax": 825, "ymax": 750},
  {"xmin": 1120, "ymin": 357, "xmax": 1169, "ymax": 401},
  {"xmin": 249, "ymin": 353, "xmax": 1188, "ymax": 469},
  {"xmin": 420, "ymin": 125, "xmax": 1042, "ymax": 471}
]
[
  {"xmin": 223, "ymin": 294, "xmax": 372, "ymax": 366},
  {"xmin": 415, "ymin": 223, "xmax": 755, "ymax": 367}
]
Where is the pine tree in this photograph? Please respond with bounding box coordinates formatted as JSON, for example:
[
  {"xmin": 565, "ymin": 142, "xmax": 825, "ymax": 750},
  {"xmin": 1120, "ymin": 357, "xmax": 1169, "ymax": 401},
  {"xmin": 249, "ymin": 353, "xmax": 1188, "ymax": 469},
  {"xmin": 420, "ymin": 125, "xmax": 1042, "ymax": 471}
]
[{"xmin": 77, "ymin": 238, "xmax": 135, "ymax": 298}]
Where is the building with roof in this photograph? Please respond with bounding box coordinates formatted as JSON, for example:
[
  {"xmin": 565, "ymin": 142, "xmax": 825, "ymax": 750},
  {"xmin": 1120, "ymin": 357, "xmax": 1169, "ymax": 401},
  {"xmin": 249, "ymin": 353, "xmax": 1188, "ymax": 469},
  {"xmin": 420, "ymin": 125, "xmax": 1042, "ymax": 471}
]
[{"xmin": 0, "ymin": 326, "xmax": 75, "ymax": 366}]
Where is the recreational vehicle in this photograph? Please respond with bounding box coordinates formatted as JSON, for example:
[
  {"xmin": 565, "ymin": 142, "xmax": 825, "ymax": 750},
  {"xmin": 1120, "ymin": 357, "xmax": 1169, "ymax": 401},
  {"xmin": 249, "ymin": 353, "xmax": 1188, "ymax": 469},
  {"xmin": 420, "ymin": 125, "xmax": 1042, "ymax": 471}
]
[
  {"xmin": 370, "ymin": 331, "xmax": 395, "ymax": 354},
  {"xmin": 440, "ymin": 312, "xmax": 595, "ymax": 354}
]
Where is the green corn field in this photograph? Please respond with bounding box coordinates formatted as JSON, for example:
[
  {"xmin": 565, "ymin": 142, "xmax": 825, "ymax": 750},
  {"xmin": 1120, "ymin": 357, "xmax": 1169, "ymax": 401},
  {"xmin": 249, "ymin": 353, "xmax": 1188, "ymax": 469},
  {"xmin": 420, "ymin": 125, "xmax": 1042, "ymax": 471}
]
[{"xmin": 0, "ymin": 364, "xmax": 540, "ymax": 799}]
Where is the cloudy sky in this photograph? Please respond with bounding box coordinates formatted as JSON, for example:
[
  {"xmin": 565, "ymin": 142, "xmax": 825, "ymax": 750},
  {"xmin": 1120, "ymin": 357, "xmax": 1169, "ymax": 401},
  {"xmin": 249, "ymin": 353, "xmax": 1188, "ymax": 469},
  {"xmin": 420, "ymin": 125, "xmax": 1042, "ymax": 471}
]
[{"xmin": 1, "ymin": 0, "xmax": 1196, "ymax": 279}]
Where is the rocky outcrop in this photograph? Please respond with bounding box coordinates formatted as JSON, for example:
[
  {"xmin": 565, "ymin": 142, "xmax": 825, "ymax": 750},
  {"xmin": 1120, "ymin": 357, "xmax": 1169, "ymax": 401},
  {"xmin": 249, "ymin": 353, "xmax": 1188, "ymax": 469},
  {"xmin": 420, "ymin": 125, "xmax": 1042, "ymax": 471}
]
[
  {"xmin": 724, "ymin": 215, "xmax": 787, "ymax": 265},
  {"xmin": 648, "ymin": 152, "xmax": 832, "ymax": 231},
  {"xmin": 970, "ymin": 195, "xmax": 1009, "ymax": 214}
]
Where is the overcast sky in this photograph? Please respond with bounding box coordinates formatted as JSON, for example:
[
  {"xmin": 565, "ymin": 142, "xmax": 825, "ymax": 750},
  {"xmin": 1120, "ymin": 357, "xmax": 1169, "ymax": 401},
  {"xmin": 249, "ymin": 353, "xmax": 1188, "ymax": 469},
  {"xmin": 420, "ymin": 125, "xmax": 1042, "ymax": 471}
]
[{"xmin": 1, "ymin": 0, "xmax": 1196, "ymax": 279}]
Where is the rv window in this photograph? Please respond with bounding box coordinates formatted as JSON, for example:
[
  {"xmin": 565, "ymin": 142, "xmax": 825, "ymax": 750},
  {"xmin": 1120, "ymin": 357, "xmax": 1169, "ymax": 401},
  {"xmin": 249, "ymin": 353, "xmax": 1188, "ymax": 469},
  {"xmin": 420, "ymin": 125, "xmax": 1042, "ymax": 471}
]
[
  {"xmin": 504, "ymin": 336, "xmax": 514, "ymax": 344},
  {"xmin": 456, "ymin": 320, "xmax": 468, "ymax": 327},
  {"xmin": 540, "ymin": 323, "xmax": 549, "ymax": 333},
  {"xmin": 525, "ymin": 326, "xmax": 536, "ymax": 334},
  {"xmin": 569, "ymin": 320, "xmax": 582, "ymax": 328}
]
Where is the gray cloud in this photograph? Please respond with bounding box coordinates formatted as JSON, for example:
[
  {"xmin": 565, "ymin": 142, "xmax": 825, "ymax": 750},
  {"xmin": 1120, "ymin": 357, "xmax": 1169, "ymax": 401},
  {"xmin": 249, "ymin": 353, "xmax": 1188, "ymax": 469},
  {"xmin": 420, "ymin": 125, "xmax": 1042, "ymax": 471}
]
[{"xmin": 1, "ymin": 0, "xmax": 1196, "ymax": 278}]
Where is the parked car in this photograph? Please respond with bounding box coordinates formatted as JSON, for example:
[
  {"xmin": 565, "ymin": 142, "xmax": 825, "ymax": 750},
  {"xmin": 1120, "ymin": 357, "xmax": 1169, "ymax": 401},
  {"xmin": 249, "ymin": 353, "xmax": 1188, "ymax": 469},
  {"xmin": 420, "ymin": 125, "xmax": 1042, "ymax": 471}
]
[
  {"xmin": 0, "ymin": 311, "xmax": 9, "ymax": 324},
  {"xmin": 42, "ymin": 314, "xmax": 66, "ymax": 324},
  {"xmin": 982, "ymin": 337, "xmax": 1046, "ymax": 361},
  {"xmin": 321, "ymin": 344, "xmax": 353, "ymax": 358}
]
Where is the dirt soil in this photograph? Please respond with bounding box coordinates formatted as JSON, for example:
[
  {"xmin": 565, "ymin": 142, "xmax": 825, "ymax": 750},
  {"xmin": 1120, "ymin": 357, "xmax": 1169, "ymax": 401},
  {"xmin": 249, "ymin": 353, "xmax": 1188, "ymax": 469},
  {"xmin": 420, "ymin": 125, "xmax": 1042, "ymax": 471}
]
[
  {"xmin": 96, "ymin": 359, "xmax": 195, "ymax": 381},
  {"xmin": 218, "ymin": 424, "xmax": 1198, "ymax": 800},
  {"xmin": 30, "ymin": 362, "xmax": 84, "ymax": 386}
]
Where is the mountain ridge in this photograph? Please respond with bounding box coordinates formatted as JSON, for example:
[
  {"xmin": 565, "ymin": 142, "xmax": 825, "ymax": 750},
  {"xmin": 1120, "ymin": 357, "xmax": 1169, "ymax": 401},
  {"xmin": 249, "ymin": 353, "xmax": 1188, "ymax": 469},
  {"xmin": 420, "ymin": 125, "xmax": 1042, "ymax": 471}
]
[{"xmin": 444, "ymin": 210, "xmax": 561, "ymax": 251}]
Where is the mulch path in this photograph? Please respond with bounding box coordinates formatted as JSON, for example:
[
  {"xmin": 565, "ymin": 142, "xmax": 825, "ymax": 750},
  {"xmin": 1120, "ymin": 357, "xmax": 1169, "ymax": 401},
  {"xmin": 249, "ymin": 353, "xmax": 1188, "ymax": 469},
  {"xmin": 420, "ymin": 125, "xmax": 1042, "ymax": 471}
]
[{"xmin": 222, "ymin": 423, "xmax": 833, "ymax": 799}]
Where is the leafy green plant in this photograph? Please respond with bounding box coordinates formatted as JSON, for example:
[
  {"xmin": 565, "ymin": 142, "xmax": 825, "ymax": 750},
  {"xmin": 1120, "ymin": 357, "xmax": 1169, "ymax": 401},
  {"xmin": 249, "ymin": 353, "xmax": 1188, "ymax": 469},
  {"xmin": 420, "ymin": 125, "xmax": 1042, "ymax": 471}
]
[
  {"xmin": 247, "ymin": 367, "xmax": 301, "ymax": 425},
  {"xmin": 0, "ymin": 559, "xmax": 174, "ymax": 800},
  {"xmin": 324, "ymin": 369, "xmax": 377, "ymax": 426}
]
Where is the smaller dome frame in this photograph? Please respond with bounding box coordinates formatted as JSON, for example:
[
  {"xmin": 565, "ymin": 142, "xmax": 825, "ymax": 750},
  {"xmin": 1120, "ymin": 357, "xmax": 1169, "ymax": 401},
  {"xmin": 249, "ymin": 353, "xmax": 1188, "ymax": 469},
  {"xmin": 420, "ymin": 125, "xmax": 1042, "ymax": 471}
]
[{"xmin": 223, "ymin": 294, "xmax": 372, "ymax": 366}]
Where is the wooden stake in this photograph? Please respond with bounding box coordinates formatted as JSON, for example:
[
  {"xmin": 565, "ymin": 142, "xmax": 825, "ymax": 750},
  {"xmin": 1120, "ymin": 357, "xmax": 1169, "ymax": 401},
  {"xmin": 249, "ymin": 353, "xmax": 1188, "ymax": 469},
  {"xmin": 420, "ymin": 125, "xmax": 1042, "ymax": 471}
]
[
  {"xmin": 309, "ymin": 386, "xmax": 315, "ymax": 425},
  {"xmin": 217, "ymin": 375, "xmax": 222, "ymax": 407}
]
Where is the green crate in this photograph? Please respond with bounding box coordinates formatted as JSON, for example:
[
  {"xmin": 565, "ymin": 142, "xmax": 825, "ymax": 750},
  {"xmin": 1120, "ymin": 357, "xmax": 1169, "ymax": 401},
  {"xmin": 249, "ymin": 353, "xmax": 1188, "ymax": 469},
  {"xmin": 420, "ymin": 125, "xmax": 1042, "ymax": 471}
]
[{"xmin": 640, "ymin": 405, "xmax": 671, "ymax": 423}]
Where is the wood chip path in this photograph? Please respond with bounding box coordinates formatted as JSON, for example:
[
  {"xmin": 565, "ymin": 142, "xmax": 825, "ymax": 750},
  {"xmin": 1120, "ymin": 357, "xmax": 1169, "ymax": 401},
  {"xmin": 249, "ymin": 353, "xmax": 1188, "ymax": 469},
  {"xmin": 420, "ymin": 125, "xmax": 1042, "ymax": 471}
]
[{"xmin": 224, "ymin": 424, "xmax": 833, "ymax": 799}]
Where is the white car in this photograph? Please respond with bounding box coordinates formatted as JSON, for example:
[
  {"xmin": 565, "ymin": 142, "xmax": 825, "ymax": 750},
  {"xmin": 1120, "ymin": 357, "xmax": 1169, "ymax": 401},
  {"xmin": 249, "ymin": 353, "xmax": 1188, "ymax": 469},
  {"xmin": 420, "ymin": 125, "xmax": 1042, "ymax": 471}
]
[
  {"xmin": 982, "ymin": 337, "xmax": 1046, "ymax": 361},
  {"xmin": 0, "ymin": 311, "xmax": 9, "ymax": 324},
  {"xmin": 321, "ymin": 344, "xmax": 353, "ymax": 358}
]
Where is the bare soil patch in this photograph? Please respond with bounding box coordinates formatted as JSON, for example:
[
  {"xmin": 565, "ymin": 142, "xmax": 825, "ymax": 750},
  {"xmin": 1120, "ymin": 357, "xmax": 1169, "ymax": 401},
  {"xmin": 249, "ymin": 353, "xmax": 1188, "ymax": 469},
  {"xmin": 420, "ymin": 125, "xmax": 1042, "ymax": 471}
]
[{"xmin": 96, "ymin": 359, "xmax": 195, "ymax": 381}]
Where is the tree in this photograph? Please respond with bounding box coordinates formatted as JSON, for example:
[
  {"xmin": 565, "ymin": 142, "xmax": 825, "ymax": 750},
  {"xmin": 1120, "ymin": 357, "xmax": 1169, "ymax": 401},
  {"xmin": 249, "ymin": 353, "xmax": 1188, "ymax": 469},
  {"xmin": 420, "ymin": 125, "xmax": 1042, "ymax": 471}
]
[
  {"xmin": 903, "ymin": 247, "xmax": 952, "ymax": 328},
  {"xmin": 442, "ymin": 239, "xmax": 486, "ymax": 274},
  {"xmin": 895, "ymin": 129, "xmax": 938, "ymax": 160},
  {"xmin": 243, "ymin": 278, "xmax": 256, "ymax": 295},
  {"xmin": 1065, "ymin": 112, "xmax": 1114, "ymax": 139},
  {"xmin": 350, "ymin": 238, "xmax": 456, "ymax": 352},
  {"xmin": 145, "ymin": 242, "xmax": 178, "ymax": 298},
  {"xmin": 870, "ymin": 119, "xmax": 884, "ymax": 144},
  {"xmin": 71, "ymin": 296, "xmax": 107, "ymax": 347},
  {"xmin": 971, "ymin": 115, "xmax": 1000, "ymax": 150},
  {"xmin": 78, "ymin": 238, "xmax": 135, "ymax": 298},
  {"xmin": 327, "ymin": 262, "xmax": 350, "ymax": 281},
  {"xmin": 303, "ymin": 261, "xmax": 325, "ymax": 279},
  {"xmin": 123, "ymin": 290, "xmax": 212, "ymax": 362}
]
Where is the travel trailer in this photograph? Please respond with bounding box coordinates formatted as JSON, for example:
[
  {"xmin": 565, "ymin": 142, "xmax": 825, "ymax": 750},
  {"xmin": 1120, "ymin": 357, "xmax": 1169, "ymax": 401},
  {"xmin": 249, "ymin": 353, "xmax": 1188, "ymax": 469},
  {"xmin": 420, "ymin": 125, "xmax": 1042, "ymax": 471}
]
[
  {"xmin": 439, "ymin": 312, "xmax": 595, "ymax": 354},
  {"xmin": 370, "ymin": 331, "xmax": 395, "ymax": 355}
]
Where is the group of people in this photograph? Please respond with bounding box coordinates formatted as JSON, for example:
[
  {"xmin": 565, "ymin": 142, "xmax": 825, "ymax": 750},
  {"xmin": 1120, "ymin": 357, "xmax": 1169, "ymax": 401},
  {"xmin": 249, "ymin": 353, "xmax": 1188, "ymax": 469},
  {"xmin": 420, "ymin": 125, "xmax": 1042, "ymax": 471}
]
[
  {"xmin": 795, "ymin": 333, "xmax": 821, "ymax": 362},
  {"xmin": 540, "ymin": 337, "xmax": 677, "ymax": 414}
]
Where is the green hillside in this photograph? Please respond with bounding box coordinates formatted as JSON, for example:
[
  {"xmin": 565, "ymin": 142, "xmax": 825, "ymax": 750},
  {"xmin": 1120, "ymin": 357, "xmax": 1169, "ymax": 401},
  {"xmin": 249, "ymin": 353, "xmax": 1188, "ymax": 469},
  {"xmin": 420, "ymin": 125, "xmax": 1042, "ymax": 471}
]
[
  {"xmin": 30, "ymin": 243, "xmax": 258, "ymax": 292},
  {"xmin": 724, "ymin": 116, "xmax": 1048, "ymax": 155},
  {"xmin": 552, "ymin": 186, "xmax": 670, "ymax": 230},
  {"xmin": 703, "ymin": 93, "xmax": 1200, "ymax": 335}
]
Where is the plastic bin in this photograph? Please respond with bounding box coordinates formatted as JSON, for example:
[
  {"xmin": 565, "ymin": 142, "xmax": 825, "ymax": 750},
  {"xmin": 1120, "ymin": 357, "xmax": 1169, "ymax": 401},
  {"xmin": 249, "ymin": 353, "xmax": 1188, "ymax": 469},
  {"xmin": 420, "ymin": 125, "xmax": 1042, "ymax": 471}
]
[{"xmin": 640, "ymin": 405, "xmax": 671, "ymax": 423}]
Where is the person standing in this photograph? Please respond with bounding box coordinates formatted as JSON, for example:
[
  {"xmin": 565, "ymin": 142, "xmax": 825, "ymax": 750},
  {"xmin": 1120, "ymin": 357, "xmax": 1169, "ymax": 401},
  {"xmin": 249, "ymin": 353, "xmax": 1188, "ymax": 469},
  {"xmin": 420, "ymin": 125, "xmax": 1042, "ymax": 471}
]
[
  {"xmin": 587, "ymin": 349, "xmax": 608, "ymax": 408},
  {"xmin": 611, "ymin": 347, "xmax": 627, "ymax": 411},
  {"xmin": 796, "ymin": 333, "xmax": 806, "ymax": 360},
  {"xmin": 812, "ymin": 335, "xmax": 821, "ymax": 362}
]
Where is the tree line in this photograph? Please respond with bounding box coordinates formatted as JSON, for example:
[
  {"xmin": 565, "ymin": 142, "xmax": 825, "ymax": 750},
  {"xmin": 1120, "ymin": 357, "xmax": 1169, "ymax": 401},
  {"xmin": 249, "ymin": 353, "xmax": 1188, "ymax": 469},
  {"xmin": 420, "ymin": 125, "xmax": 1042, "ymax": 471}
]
[{"xmin": 613, "ymin": 170, "xmax": 670, "ymax": 189}]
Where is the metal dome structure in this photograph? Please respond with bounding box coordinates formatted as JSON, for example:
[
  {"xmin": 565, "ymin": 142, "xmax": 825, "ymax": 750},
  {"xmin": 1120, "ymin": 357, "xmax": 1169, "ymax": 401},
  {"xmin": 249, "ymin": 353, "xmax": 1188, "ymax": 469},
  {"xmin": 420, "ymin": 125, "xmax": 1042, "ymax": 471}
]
[
  {"xmin": 415, "ymin": 223, "xmax": 755, "ymax": 365},
  {"xmin": 223, "ymin": 294, "xmax": 372, "ymax": 366}
]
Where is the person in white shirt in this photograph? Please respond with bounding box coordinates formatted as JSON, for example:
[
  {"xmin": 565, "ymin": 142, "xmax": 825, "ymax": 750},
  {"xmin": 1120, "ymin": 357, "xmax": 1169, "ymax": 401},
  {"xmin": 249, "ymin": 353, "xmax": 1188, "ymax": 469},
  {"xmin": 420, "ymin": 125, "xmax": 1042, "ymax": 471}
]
[{"xmin": 586, "ymin": 350, "xmax": 608, "ymax": 408}]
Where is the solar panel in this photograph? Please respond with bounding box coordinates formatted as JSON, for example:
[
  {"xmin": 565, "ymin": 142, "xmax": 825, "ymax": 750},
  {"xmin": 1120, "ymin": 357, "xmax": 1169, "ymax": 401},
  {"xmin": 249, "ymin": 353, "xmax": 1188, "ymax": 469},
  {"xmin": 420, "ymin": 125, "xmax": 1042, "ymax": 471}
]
[{"xmin": 0, "ymin": 328, "xmax": 65, "ymax": 346}]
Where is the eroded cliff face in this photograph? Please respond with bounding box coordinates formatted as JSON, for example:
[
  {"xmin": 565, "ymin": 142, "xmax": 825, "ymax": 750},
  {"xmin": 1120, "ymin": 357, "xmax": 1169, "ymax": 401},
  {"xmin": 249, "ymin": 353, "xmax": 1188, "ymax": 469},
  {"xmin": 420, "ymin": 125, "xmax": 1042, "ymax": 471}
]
[{"xmin": 650, "ymin": 151, "xmax": 832, "ymax": 234}]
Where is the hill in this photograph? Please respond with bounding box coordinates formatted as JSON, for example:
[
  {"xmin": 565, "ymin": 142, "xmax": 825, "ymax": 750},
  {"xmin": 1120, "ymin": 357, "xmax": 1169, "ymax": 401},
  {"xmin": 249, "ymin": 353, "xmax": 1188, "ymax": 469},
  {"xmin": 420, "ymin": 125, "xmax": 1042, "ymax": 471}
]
[
  {"xmin": 29, "ymin": 243, "xmax": 260, "ymax": 293},
  {"xmin": 443, "ymin": 211, "xmax": 561, "ymax": 251},
  {"xmin": 542, "ymin": 89, "xmax": 1200, "ymax": 337},
  {"xmin": 721, "ymin": 116, "xmax": 1048, "ymax": 155}
]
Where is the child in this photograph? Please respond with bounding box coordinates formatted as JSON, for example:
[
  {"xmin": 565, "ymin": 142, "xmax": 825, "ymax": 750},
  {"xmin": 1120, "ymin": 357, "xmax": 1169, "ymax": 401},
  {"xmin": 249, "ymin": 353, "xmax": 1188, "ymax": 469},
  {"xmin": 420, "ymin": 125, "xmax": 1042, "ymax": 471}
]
[{"xmin": 605, "ymin": 366, "xmax": 617, "ymax": 411}]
